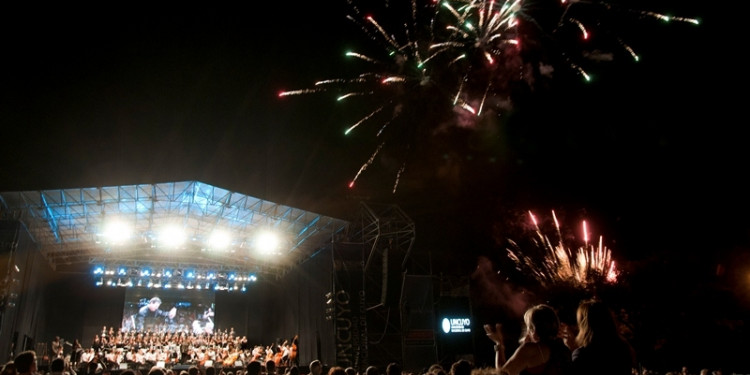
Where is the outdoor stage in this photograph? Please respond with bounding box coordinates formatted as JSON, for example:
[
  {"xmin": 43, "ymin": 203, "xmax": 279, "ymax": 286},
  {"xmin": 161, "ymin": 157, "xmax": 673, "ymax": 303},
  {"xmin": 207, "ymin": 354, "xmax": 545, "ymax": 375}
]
[{"xmin": 0, "ymin": 184, "xmax": 448, "ymax": 373}]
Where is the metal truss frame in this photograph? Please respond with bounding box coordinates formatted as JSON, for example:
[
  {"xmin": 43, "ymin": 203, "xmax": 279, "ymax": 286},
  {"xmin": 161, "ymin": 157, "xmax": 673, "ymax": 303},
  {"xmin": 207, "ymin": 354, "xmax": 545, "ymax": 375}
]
[
  {"xmin": 0, "ymin": 181, "xmax": 349, "ymax": 279},
  {"xmin": 340, "ymin": 201, "xmax": 416, "ymax": 369}
]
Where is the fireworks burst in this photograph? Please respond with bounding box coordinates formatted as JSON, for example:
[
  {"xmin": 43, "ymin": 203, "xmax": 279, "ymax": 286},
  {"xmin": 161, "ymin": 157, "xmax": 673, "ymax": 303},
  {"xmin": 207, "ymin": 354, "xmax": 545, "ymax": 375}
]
[
  {"xmin": 505, "ymin": 210, "xmax": 619, "ymax": 291},
  {"xmin": 279, "ymin": 0, "xmax": 699, "ymax": 192}
]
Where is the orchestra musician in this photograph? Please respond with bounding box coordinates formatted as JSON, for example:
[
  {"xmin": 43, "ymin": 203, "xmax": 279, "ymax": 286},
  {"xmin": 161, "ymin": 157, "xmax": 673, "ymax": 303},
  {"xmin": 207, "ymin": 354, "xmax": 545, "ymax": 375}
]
[
  {"xmin": 51, "ymin": 337, "xmax": 64, "ymax": 359},
  {"xmin": 289, "ymin": 335, "xmax": 298, "ymax": 366},
  {"xmin": 222, "ymin": 347, "xmax": 241, "ymax": 368}
]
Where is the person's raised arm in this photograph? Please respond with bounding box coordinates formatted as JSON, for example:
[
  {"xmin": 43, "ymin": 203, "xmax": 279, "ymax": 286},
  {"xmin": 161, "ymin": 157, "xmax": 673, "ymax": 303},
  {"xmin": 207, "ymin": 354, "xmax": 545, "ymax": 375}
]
[
  {"xmin": 498, "ymin": 343, "xmax": 536, "ymax": 375},
  {"xmin": 483, "ymin": 324, "xmax": 507, "ymax": 370},
  {"xmin": 485, "ymin": 324, "xmax": 536, "ymax": 375}
]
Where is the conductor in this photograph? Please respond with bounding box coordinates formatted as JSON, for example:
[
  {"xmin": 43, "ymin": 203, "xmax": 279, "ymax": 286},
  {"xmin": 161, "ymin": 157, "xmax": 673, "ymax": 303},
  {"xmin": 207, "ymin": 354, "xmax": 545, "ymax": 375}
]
[{"xmin": 133, "ymin": 297, "xmax": 176, "ymax": 331}]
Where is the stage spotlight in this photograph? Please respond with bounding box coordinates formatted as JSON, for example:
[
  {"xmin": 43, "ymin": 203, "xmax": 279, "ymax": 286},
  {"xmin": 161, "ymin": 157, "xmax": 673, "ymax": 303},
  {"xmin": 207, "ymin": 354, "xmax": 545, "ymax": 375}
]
[
  {"xmin": 241, "ymin": 284, "xmax": 247, "ymax": 292},
  {"xmin": 159, "ymin": 225, "xmax": 186, "ymax": 248},
  {"xmin": 227, "ymin": 272, "xmax": 236, "ymax": 281},
  {"xmin": 117, "ymin": 267, "xmax": 127, "ymax": 276},
  {"xmin": 185, "ymin": 269, "xmax": 195, "ymax": 279},
  {"xmin": 208, "ymin": 230, "xmax": 232, "ymax": 250},
  {"xmin": 93, "ymin": 265, "xmax": 105, "ymax": 275},
  {"xmin": 255, "ymin": 231, "xmax": 280, "ymax": 254},
  {"xmin": 249, "ymin": 274, "xmax": 257, "ymax": 282},
  {"xmin": 102, "ymin": 219, "xmax": 132, "ymax": 245},
  {"xmin": 95, "ymin": 277, "xmax": 104, "ymax": 286},
  {"xmin": 207, "ymin": 271, "xmax": 216, "ymax": 280},
  {"xmin": 164, "ymin": 269, "xmax": 173, "ymax": 278},
  {"xmin": 141, "ymin": 268, "xmax": 151, "ymax": 277}
]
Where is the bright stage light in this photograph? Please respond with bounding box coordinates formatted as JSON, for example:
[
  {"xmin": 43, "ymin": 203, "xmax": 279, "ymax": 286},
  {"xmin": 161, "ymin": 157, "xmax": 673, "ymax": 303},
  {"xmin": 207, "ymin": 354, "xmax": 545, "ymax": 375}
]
[
  {"xmin": 102, "ymin": 219, "xmax": 132, "ymax": 245},
  {"xmin": 159, "ymin": 225, "xmax": 186, "ymax": 248},
  {"xmin": 256, "ymin": 231, "xmax": 280, "ymax": 254},
  {"xmin": 91, "ymin": 264, "xmax": 251, "ymax": 292},
  {"xmin": 208, "ymin": 230, "xmax": 232, "ymax": 250}
]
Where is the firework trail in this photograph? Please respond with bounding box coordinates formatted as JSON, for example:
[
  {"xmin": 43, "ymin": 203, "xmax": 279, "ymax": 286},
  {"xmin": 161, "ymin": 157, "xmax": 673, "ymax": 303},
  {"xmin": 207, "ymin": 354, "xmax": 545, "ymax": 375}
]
[
  {"xmin": 279, "ymin": 0, "xmax": 699, "ymax": 192},
  {"xmin": 505, "ymin": 210, "xmax": 619, "ymax": 291}
]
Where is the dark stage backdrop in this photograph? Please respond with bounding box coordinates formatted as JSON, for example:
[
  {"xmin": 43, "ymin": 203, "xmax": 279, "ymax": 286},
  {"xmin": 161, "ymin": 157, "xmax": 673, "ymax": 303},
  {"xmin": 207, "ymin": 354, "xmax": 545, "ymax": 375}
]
[{"xmin": 0, "ymin": 219, "xmax": 54, "ymax": 362}]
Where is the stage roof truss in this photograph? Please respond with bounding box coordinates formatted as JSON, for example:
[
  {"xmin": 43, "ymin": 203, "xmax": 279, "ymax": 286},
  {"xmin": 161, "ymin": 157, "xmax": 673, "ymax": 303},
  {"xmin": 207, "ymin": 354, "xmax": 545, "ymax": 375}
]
[
  {"xmin": 0, "ymin": 181, "xmax": 349, "ymax": 279},
  {"xmin": 342, "ymin": 202, "xmax": 416, "ymax": 310}
]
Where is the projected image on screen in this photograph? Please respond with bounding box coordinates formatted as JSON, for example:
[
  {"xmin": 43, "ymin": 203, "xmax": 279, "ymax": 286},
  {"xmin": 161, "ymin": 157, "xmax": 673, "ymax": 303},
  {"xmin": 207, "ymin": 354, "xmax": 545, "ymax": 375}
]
[{"xmin": 121, "ymin": 289, "xmax": 215, "ymax": 334}]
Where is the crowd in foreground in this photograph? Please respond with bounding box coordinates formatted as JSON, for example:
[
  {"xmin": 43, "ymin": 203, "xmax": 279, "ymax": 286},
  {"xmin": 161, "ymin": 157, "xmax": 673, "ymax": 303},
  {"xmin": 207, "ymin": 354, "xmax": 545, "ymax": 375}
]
[
  {"xmin": 0, "ymin": 347, "xmax": 734, "ymax": 375},
  {"xmin": 1, "ymin": 299, "xmax": 738, "ymax": 375}
]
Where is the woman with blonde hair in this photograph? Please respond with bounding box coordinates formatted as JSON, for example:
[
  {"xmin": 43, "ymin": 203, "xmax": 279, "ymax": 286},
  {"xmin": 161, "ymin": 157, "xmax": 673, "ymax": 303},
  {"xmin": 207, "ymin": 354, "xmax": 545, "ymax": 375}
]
[
  {"xmin": 484, "ymin": 304, "xmax": 571, "ymax": 375},
  {"xmin": 0, "ymin": 361, "xmax": 16, "ymax": 375},
  {"xmin": 570, "ymin": 299, "xmax": 635, "ymax": 375}
]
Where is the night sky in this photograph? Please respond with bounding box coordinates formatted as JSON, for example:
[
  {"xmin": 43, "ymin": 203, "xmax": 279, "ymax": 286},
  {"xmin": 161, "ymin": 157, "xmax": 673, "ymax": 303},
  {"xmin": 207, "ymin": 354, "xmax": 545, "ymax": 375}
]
[{"xmin": 0, "ymin": 2, "xmax": 747, "ymax": 370}]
